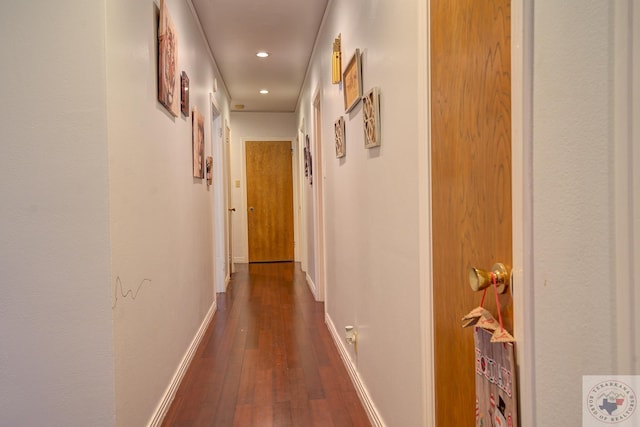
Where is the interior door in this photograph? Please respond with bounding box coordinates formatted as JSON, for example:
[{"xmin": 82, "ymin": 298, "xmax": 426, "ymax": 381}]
[
  {"xmin": 431, "ymin": 1, "xmax": 513, "ymax": 426},
  {"xmin": 246, "ymin": 140, "xmax": 294, "ymax": 262}
]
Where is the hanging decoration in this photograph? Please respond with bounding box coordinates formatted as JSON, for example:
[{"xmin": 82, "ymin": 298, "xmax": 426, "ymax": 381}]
[
  {"xmin": 332, "ymin": 34, "xmax": 342, "ymax": 84},
  {"xmin": 158, "ymin": 0, "xmax": 179, "ymax": 117},
  {"xmin": 363, "ymin": 87, "xmax": 381, "ymax": 148},
  {"xmin": 180, "ymin": 71, "xmax": 189, "ymax": 117},
  {"xmin": 463, "ymin": 267, "xmax": 518, "ymax": 427},
  {"xmin": 206, "ymin": 156, "xmax": 213, "ymax": 186},
  {"xmin": 192, "ymin": 106, "xmax": 204, "ymax": 179},
  {"xmin": 334, "ymin": 116, "xmax": 345, "ymax": 158}
]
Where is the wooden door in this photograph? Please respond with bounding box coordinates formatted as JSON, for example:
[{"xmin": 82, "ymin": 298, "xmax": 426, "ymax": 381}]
[
  {"xmin": 246, "ymin": 141, "xmax": 294, "ymax": 262},
  {"xmin": 431, "ymin": 1, "xmax": 513, "ymax": 426}
]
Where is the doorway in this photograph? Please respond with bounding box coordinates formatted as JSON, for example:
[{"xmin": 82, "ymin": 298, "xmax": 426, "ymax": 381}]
[
  {"xmin": 211, "ymin": 95, "xmax": 228, "ymax": 292},
  {"xmin": 245, "ymin": 140, "xmax": 294, "ymax": 262},
  {"xmin": 312, "ymin": 91, "xmax": 326, "ymax": 301},
  {"xmin": 430, "ymin": 0, "xmax": 513, "ymax": 425}
]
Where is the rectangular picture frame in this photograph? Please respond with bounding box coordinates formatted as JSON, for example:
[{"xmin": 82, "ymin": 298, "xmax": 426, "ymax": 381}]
[
  {"xmin": 343, "ymin": 48, "xmax": 362, "ymax": 113},
  {"xmin": 206, "ymin": 156, "xmax": 213, "ymax": 185},
  {"xmin": 158, "ymin": 0, "xmax": 179, "ymax": 117},
  {"xmin": 180, "ymin": 71, "xmax": 189, "ymax": 117},
  {"xmin": 334, "ymin": 116, "xmax": 345, "ymax": 158},
  {"xmin": 192, "ymin": 106, "xmax": 205, "ymax": 178},
  {"xmin": 363, "ymin": 87, "xmax": 381, "ymax": 148}
]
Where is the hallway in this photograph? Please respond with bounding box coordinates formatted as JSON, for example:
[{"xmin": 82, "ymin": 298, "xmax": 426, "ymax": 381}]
[{"xmin": 161, "ymin": 263, "xmax": 371, "ymax": 427}]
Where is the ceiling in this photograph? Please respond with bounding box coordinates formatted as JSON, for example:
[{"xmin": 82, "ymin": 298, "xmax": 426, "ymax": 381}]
[{"xmin": 191, "ymin": 0, "xmax": 329, "ymax": 113}]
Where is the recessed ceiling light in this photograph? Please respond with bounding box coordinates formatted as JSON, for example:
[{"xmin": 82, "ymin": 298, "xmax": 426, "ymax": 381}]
[
  {"xmin": 259, "ymin": 89, "xmax": 269, "ymax": 94},
  {"xmin": 256, "ymin": 51, "xmax": 269, "ymax": 58}
]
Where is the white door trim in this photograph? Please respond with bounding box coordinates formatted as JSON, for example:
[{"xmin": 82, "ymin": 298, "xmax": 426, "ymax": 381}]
[
  {"xmin": 297, "ymin": 127, "xmax": 308, "ymax": 271},
  {"xmin": 613, "ymin": 0, "xmax": 640, "ymax": 375},
  {"xmin": 312, "ymin": 88, "xmax": 326, "ymax": 302},
  {"xmin": 511, "ymin": 1, "xmax": 536, "ymax": 425},
  {"xmin": 417, "ymin": 0, "xmax": 433, "ymax": 425},
  {"xmin": 209, "ymin": 93, "xmax": 226, "ymax": 293}
]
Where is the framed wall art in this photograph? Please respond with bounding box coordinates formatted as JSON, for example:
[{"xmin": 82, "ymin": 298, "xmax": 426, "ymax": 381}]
[
  {"xmin": 304, "ymin": 144, "xmax": 309, "ymax": 178},
  {"xmin": 192, "ymin": 106, "xmax": 205, "ymax": 179},
  {"xmin": 363, "ymin": 87, "xmax": 381, "ymax": 148},
  {"xmin": 180, "ymin": 71, "xmax": 189, "ymax": 117},
  {"xmin": 305, "ymin": 135, "xmax": 313, "ymax": 185},
  {"xmin": 158, "ymin": 0, "xmax": 179, "ymax": 117},
  {"xmin": 332, "ymin": 34, "xmax": 342, "ymax": 84},
  {"xmin": 334, "ymin": 116, "xmax": 345, "ymax": 158},
  {"xmin": 206, "ymin": 156, "xmax": 213, "ymax": 185},
  {"xmin": 343, "ymin": 48, "xmax": 362, "ymax": 113}
]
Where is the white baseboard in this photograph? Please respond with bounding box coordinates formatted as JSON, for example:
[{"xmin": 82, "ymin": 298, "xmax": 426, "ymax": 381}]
[
  {"xmin": 233, "ymin": 256, "xmax": 247, "ymax": 263},
  {"xmin": 148, "ymin": 301, "xmax": 217, "ymax": 427},
  {"xmin": 305, "ymin": 272, "xmax": 319, "ymax": 300},
  {"xmin": 325, "ymin": 314, "xmax": 385, "ymax": 427},
  {"xmin": 225, "ymin": 273, "xmax": 231, "ymax": 291}
]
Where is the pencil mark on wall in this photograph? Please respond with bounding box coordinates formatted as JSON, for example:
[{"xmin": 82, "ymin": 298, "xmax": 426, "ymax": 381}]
[{"xmin": 112, "ymin": 276, "xmax": 152, "ymax": 309}]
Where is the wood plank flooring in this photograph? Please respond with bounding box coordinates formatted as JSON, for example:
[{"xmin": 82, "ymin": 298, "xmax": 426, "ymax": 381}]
[{"xmin": 161, "ymin": 262, "xmax": 371, "ymax": 427}]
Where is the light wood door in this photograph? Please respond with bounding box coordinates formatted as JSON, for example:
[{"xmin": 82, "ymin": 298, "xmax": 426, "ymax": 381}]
[
  {"xmin": 246, "ymin": 141, "xmax": 294, "ymax": 262},
  {"xmin": 431, "ymin": 1, "xmax": 513, "ymax": 426}
]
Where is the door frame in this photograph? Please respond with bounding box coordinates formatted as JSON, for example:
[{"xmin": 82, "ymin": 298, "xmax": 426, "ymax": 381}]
[
  {"xmin": 613, "ymin": 0, "xmax": 640, "ymax": 374},
  {"xmin": 295, "ymin": 127, "xmax": 308, "ymax": 271},
  {"xmin": 312, "ymin": 88, "xmax": 326, "ymax": 302},
  {"xmin": 209, "ymin": 93, "xmax": 228, "ymax": 293},
  {"xmin": 421, "ymin": 1, "xmax": 535, "ymax": 425},
  {"xmin": 510, "ymin": 2, "xmax": 536, "ymax": 425}
]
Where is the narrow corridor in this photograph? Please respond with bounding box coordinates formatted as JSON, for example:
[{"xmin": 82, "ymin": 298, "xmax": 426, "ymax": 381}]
[{"xmin": 162, "ymin": 263, "xmax": 371, "ymax": 427}]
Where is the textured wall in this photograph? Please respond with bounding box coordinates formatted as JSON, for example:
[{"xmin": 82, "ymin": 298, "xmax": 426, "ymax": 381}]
[
  {"xmin": 0, "ymin": 1, "xmax": 115, "ymax": 425},
  {"xmin": 297, "ymin": 0, "xmax": 425, "ymax": 425},
  {"xmin": 106, "ymin": 0, "xmax": 229, "ymax": 425}
]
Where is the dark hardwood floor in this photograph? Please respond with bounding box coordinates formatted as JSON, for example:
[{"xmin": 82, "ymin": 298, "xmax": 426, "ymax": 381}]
[{"xmin": 161, "ymin": 262, "xmax": 371, "ymax": 427}]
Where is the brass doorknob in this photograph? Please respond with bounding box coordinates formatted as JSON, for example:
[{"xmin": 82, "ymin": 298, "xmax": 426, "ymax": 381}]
[{"xmin": 468, "ymin": 263, "xmax": 510, "ymax": 294}]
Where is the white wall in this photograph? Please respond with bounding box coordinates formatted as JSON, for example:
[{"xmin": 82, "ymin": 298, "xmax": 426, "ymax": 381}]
[
  {"xmin": 297, "ymin": 0, "xmax": 425, "ymax": 425},
  {"xmin": 229, "ymin": 112, "xmax": 297, "ymax": 263},
  {"xmin": 0, "ymin": 1, "xmax": 115, "ymax": 426},
  {"xmin": 106, "ymin": 0, "xmax": 230, "ymax": 425},
  {"xmin": 531, "ymin": 1, "xmax": 619, "ymax": 425}
]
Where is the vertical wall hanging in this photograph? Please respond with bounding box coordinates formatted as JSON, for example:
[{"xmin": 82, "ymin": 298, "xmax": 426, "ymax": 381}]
[
  {"xmin": 180, "ymin": 71, "xmax": 189, "ymax": 117},
  {"xmin": 462, "ymin": 266, "xmax": 518, "ymax": 427},
  {"xmin": 363, "ymin": 87, "xmax": 381, "ymax": 148},
  {"xmin": 332, "ymin": 34, "xmax": 342, "ymax": 84},
  {"xmin": 305, "ymin": 135, "xmax": 313, "ymax": 185},
  {"xmin": 158, "ymin": 0, "xmax": 179, "ymax": 117},
  {"xmin": 334, "ymin": 116, "xmax": 345, "ymax": 158},
  {"xmin": 192, "ymin": 107, "xmax": 204, "ymax": 179},
  {"xmin": 304, "ymin": 139, "xmax": 309, "ymax": 178},
  {"xmin": 206, "ymin": 156, "xmax": 213, "ymax": 186}
]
